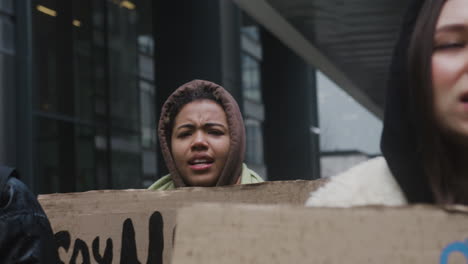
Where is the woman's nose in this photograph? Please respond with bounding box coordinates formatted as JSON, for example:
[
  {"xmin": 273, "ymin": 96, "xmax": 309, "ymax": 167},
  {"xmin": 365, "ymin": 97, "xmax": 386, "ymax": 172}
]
[{"xmin": 191, "ymin": 132, "xmax": 208, "ymax": 150}]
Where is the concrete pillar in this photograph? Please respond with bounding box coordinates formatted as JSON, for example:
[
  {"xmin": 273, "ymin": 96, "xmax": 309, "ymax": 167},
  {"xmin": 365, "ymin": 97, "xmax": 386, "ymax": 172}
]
[
  {"xmin": 153, "ymin": 0, "xmax": 242, "ymax": 176},
  {"xmin": 261, "ymin": 29, "xmax": 320, "ymax": 180}
]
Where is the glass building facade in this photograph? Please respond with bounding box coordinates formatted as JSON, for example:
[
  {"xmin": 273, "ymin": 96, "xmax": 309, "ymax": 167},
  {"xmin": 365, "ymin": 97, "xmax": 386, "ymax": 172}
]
[
  {"xmin": 0, "ymin": 0, "xmax": 321, "ymax": 194},
  {"xmin": 0, "ymin": 0, "xmax": 15, "ymax": 167},
  {"xmin": 33, "ymin": 0, "xmax": 156, "ymax": 193},
  {"xmin": 241, "ymin": 13, "xmax": 265, "ymax": 177}
]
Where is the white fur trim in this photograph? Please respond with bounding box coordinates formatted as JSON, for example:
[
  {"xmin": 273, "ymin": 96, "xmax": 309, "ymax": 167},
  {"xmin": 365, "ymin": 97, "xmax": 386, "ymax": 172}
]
[{"xmin": 305, "ymin": 157, "xmax": 407, "ymax": 208}]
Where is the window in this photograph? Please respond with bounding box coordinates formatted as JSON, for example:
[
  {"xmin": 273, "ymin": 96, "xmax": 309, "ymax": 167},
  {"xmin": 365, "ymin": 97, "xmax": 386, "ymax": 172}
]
[
  {"xmin": 241, "ymin": 53, "xmax": 262, "ymax": 102},
  {"xmin": 241, "ymin": 13, "xmax": 265, "ymax": 175},
  {"xmin": 241, "ymin": 25, "xmax": 262, "ymax": 103},
  {"xmin": 245, "ymin": 120, "xmax": 264, "ymax": 165},
  {"xmin": 33, "ymin": 0, "xmax": 156, "ymax": 193}
]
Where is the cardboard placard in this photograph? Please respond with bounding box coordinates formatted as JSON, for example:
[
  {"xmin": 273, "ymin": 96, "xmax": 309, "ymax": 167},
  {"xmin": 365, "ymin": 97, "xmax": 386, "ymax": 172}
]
[
  {"xmin": 172, "ymin": 203, "xmax": 468, "ymax": 264},
  {"xmin": 38, "ymin": 180, "xmax": 325, "ymax": 264}
]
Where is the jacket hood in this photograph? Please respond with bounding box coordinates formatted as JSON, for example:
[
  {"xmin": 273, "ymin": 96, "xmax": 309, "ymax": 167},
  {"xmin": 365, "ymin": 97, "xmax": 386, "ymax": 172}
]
[
  {"xmin": 158, "ymin": 80, "xmax": 245, "ymax": 187},
  {"xmin": 380, "ymin": 0, "xmax": 435, "ymax": 203}
]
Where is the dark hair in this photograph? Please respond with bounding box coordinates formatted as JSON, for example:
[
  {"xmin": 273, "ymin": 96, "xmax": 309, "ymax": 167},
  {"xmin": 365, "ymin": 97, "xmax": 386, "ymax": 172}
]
[
  {"xmin": 408, "ymin": 0, "xmax": 468, "ymax": 204},
  {"xmin": 167, "ymin": 86, "xmax": 224, "ymax": 138}
]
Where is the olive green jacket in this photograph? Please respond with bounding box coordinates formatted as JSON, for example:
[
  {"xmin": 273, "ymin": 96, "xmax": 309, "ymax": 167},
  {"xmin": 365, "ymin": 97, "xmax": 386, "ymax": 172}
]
[{"xmin": 148, "ymin": 163, "xmax": 263, "ymax": 191}]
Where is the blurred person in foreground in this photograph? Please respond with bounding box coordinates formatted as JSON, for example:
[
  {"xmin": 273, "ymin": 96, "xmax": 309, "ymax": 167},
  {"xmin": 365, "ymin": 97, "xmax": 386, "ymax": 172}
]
[
  {"xmin": 148, "ymin": 80, "xmax": 263, "ymax": 190},
  {"xmin": 0, "ymin": 166, "xmax": 59, "ymax": 263},
  {"xmin": 307, "ymin": 0, "xmax": 468, "ymax": 207}
]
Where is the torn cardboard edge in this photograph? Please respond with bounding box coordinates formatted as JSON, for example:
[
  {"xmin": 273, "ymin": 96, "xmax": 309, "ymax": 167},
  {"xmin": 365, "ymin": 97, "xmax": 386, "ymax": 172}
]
[
  {"xmin": 172, "ymin": 203, "xmax": 468, "ymax": 264},
  {"xmin": 38, "ymin": 179, "xmax": 326, "ymax": 264}
]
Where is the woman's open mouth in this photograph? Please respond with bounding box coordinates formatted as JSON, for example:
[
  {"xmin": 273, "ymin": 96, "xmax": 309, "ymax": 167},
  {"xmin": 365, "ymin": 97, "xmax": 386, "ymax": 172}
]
[
  {"xmin": 458, "ymin": 92, "xmax": 468, "ymax": 112},
  {"xmin": 460, "ymin": 92, "xmax": 468, "ymax": 104},
  {"xmin": 188, "ymin": 157, "xmax": 214, "ymax": 171}
]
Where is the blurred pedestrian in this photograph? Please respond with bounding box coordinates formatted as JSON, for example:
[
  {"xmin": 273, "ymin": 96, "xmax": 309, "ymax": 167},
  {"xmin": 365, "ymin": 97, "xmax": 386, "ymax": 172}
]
[
  {"xmin": 306, "ymin": 0, "xmax": 468, "ymax": 207},
  {"xmin": 0, "ymin": 166, "xmax": 59, "ymax": 263}
]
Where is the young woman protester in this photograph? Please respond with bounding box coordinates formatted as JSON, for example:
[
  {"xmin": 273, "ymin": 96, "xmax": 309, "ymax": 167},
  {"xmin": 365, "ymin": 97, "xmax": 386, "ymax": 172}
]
[
  {"xmin": 148, "ymin": 80, "xmax": 263, "ymax": 190},
  {"xmin": 306, "ymin": 0, "xmax": 468, "ymax": 207}
]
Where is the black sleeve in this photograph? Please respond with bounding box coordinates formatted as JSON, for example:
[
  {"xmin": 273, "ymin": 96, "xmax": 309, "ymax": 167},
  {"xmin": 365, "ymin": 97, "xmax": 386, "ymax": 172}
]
[{"xmin": 0, "ymin": 167, "xmax": 60, "ymax": 264}]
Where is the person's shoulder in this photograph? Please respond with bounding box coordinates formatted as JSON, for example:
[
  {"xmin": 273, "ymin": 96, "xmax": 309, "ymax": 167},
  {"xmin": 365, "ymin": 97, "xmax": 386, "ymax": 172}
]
[
  {"xmin": 147, "ymin": 174, "xmax": 175, "ymax": 190},
  {"xmin": 242, "ymin": 164, "xmax": 265, "ymax": 184},
  {"xmin": 1, "ymin": 177, "xmax": 44, "ymax": 214},
  {"xmin": 305, "ymin": 157, "xmax": 407, "ymax": 207},
  {"xmin": 249, "ymin": 170, "xmax": 264, "ymax": 183},
  {"xmin": 0, "ymin": 167, "xmax": 60, "ymax": 263}
]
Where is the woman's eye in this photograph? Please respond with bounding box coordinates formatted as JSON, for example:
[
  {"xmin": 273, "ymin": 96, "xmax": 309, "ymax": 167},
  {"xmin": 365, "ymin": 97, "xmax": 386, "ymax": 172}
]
[
  {"xmin": 434, "ymin": 42, "xmax": 466, "ymax": 51},
  {"xmin": 208, "ymin": 130, "xmax": 224, "ymax": 136},
  {"xmin": 177, "ymin": 132, "xmax": 192, "ymax": 138}
]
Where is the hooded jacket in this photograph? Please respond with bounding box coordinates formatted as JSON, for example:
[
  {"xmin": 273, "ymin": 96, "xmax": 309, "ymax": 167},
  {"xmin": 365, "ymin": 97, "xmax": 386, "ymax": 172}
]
[
  {"xmin": 149, "ymin": 80, "xmax": 263, "ymax": 190},
  {"xmin": 306, "ymin": 0, "xmax": 431, "ymax": 207},
  {"xmin": 0, "ymin": 166, "xmax": 60, "ymax": 263}
]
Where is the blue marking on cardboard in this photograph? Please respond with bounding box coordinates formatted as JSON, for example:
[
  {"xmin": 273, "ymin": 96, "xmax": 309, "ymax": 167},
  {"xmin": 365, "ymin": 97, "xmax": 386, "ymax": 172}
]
[{"xmin": 440, "ymin": 240, "xmax": 468, "ymax": 264}]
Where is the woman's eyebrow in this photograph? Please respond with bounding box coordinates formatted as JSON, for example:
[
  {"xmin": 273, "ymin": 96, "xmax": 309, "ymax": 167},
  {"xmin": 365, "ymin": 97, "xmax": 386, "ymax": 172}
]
[
  {"xmin": 175, "ymin": 123, "xmax": 226, "ymax": 130},
  {"xmin": 204, "ymin": 122, "xmax": 227, "ymax": 129},
  {"xmin": 175, "ymin": 123, "xmax": 195, "ymax": 130},
  {"xmin": 435, "ymin": 24, "xmax": 467, "ymax": 34}
]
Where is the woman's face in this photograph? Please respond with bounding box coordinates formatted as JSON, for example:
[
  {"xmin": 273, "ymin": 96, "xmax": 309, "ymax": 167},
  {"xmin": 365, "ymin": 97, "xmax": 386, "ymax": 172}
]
[
  {"xmin": 432, "ymin": 0, "xmax": 468, "ymax": 140},
  {"xmin": 171, "ymin": 99, "xmax": 230, "ymax": 187}
]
